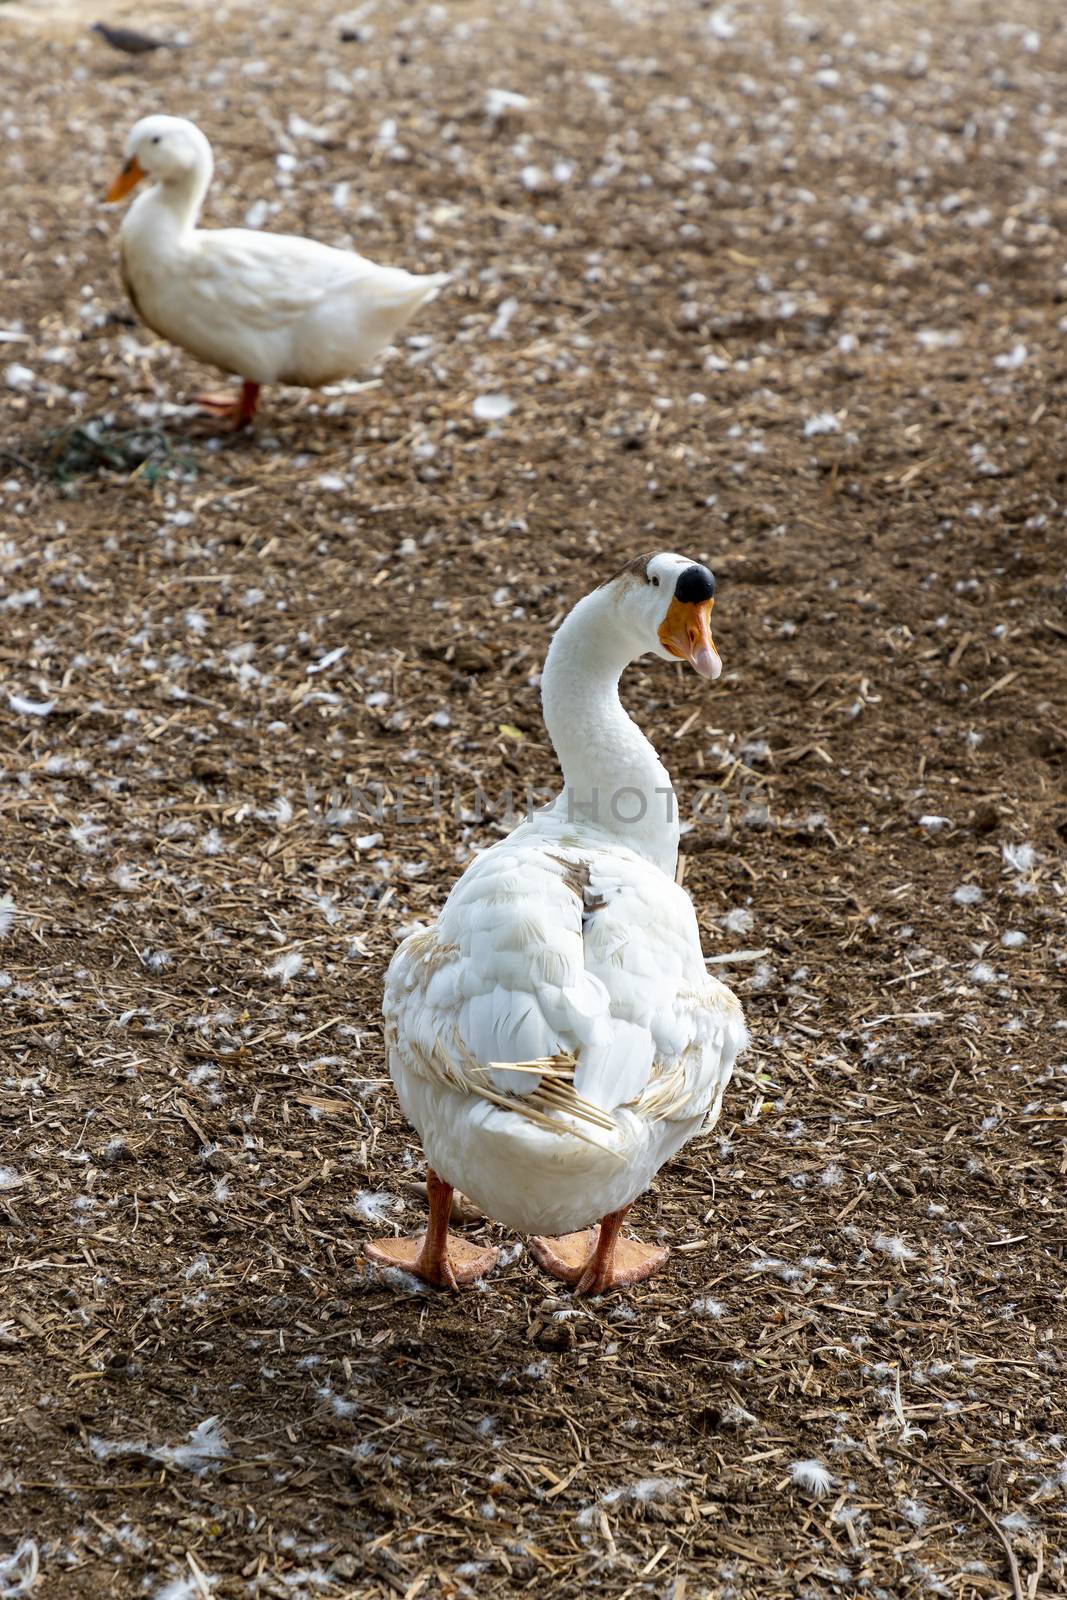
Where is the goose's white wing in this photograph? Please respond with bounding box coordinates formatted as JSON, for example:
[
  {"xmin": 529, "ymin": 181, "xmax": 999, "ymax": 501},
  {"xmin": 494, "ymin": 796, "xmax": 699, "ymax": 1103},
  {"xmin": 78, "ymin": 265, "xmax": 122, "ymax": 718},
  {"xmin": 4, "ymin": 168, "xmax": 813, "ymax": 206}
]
[
  {"xmin": 386, "ymin": 829, "xmax": 745, "ymax": 1125},
  {"xmin": 579, "ymin": 853, "xmax": 742, "ymax": 1122}
]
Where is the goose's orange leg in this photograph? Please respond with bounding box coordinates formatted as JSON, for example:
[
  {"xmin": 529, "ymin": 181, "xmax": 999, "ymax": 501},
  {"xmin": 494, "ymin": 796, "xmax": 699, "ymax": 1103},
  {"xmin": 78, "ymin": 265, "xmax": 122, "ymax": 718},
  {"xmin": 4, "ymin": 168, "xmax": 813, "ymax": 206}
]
[
  {"xmin": 365, "ymin": 1168, "xmax": 499, "ymax": 1290},
  {"xmin": 530, "ymin": 1205, "xmax": 668, "ymax": 1296},
  {"xmin": 194, "ymin": 379, "xmax": 261, "ymax": 428}
]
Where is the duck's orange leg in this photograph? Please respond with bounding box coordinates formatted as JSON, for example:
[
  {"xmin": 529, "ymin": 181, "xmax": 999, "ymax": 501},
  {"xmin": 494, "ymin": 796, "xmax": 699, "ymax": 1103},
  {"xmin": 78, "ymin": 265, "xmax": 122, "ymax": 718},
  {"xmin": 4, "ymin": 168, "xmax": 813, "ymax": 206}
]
[
  {"xmin": 365, "ymin": 1167, "xmax": 499, "ymax": 1290},
  {"xmin": 530, "ymin": 1205, "xmax": 669, "ymax": 1296},
  {"xmin": 194, "ymin": 380, "xmax": 261, "ymax": 428}
]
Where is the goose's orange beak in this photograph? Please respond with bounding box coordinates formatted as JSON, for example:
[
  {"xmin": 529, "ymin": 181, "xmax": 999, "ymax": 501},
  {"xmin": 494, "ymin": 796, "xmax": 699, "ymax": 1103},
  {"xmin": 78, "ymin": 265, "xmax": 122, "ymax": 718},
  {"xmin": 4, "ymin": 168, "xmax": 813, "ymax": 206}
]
[
  {"xmin": 658, "ymin": 597, "xmax": 721, "ymax": 680},
  {"xmin": 106, "ymin": 156, "xmax": 145, "ymax": 203}
]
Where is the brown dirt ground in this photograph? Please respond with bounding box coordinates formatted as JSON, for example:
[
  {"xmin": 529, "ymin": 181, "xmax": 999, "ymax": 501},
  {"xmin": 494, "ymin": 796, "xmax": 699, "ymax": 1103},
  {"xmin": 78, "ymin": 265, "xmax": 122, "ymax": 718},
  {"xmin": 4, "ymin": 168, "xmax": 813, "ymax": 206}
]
[{"xmin": 0, "ymin": 0, "xmax": 1065, "ymax": 1596}]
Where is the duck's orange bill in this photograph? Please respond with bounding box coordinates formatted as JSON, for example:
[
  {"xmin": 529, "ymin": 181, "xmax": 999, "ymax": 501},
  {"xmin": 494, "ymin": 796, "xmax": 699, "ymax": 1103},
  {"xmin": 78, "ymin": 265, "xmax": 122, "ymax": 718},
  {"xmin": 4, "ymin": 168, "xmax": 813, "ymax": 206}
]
[
  {"xmin": 106, "ymin": 156, "xmax": 145, "ymax": 203},
  {"xmin": 658, "ymin": 596, "xmax": 721, "ymax": 680}
]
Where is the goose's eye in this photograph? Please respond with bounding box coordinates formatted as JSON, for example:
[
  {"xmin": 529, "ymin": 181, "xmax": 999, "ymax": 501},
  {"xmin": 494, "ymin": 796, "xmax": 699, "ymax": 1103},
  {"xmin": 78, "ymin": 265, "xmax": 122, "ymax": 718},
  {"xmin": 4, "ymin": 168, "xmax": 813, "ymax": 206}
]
[
  {"xmin": 152, "ymin": 136, "xmax": 161, "ymax": 145},
  {"xmin": 651, "ymin": 576, "xmax": 660, "ymax": 587}
]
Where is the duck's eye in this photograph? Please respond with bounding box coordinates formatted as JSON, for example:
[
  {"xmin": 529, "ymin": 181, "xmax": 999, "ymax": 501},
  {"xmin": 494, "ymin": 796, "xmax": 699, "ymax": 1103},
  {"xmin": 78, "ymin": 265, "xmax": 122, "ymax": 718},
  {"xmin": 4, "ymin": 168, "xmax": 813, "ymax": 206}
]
[
  {"xmin": 651, "ymin": 575, "xmax": 660, "ymax": 587},
  {"xmin": 152, "ymin": 136, "xmax": 161, "ymax": 145}
]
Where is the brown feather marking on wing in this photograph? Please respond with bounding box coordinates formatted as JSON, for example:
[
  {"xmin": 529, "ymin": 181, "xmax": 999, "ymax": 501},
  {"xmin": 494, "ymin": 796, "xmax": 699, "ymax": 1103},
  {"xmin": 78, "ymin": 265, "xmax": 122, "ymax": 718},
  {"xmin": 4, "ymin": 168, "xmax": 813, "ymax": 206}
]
[
  {"xmin": 547, "ymin": 852, "xmax": 591, "ymax": 901},
  {"xmin": 547, "ymin": 852, "xmax": 609, "ymax": 916},
  {"xmin": 406, "ymin": 927, "xmax": 460, "ymax": 977}
]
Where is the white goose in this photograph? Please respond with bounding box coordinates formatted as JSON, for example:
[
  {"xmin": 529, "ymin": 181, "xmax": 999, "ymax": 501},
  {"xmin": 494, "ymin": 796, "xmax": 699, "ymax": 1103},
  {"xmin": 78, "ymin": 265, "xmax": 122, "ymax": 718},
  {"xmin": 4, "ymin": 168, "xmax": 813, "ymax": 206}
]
[
  {"xmin": 105, "ymin": 115, "xmax": 448, "ymax": 428},
  {"xmin": 368, "ymin": 553, "xmax": 748, "ymax": 1295}
]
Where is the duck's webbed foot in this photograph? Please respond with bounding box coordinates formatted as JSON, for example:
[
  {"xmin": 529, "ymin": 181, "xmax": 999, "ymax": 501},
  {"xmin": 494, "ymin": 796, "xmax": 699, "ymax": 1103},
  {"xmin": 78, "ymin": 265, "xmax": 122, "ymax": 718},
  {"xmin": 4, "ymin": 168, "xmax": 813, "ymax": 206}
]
[
  {"xmin": 530, "ymin": 1207, "xmax": 668, "ymax": 1296},
  {"xmin": 365, "ymin": 1168, "xmax": 499, "ymax": 1290},
  {"xmin": 194, "ymin": 380, "xmax": 261, "ymax": 428}
]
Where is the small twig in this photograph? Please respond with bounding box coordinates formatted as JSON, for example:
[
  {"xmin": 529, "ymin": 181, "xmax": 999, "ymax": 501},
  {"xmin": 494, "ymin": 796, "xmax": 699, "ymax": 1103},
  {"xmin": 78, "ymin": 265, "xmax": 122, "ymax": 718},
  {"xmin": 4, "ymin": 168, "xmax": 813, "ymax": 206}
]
[
  {"xmin": 883, "ymin": 1445, "xmax": 1024, "ymax": 1600},
  {"xmin": 186, "ymin": 1549, "xmax": 213, "ymax": 1600},
  {"xmin": 705, "ymin": 948, "xmax": 770, "ymax": 965}
]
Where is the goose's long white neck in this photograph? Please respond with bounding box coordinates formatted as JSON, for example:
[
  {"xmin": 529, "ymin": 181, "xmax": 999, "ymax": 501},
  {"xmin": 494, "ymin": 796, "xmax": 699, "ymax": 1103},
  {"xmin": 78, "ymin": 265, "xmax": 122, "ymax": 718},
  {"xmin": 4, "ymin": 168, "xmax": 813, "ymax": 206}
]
[
  {"xmin": 540, "ymin": 588, "xmax": 679, "ymax": 876},
  {"xmin": 125, "ymin": 160, "xmax": 212, "ymax": 243}
]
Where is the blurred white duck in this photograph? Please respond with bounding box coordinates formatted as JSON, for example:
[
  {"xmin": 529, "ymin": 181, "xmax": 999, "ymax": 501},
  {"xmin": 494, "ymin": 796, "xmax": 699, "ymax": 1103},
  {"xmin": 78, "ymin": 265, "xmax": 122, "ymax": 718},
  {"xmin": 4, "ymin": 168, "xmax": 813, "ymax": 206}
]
[
  {"xmin": 105, "ymin": 114, "xmax": 448, "ymax": 427},
  {"xmin": 368, "ymin": 554, "xmax": 748, "ymax": 1295}
]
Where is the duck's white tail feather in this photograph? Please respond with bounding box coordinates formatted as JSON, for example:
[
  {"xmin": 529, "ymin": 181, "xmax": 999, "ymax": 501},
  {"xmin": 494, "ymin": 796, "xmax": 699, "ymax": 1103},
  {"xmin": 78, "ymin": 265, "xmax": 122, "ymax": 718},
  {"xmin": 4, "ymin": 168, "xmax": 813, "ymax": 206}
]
[
  {"xmin": 354, "ymin": 268, "xmax": 450, "ymax": 315},
  {"xmin": 330, "ymin": 269, "xmax": 449, "ymax": 368},
  {"xmin": 573, "ymin": 1019, "xmax": 656, "ymax": 1112}
]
